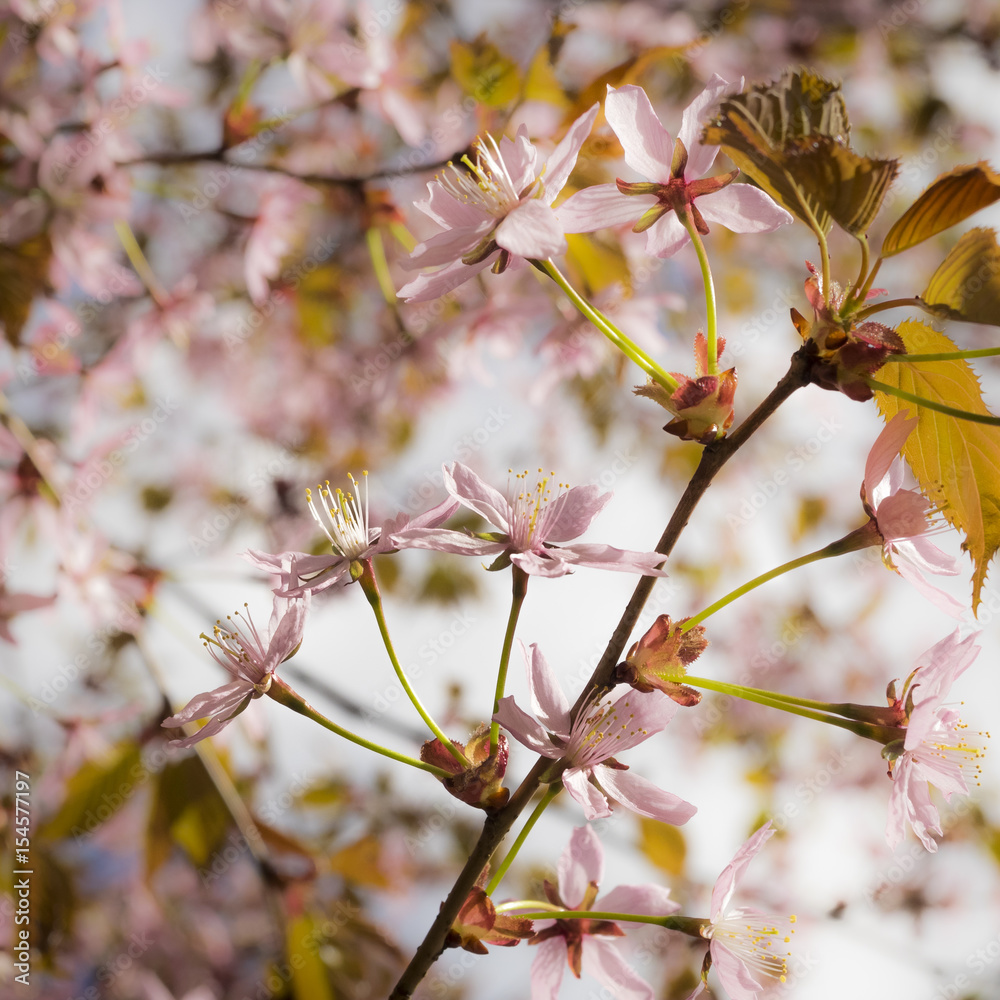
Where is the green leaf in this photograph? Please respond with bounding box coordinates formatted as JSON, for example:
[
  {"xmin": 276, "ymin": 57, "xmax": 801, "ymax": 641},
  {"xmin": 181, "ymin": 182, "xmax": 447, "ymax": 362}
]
[
  {"xmin": 874, "ymin": 320, "xmax": 1000, "ymax": 613},
  {"xmin": 921, "ymin": 227, "xmax": 1000, "ymax": 326},
  {"xmin": 882, "ymin": 162, "xmax": 1000, "ymax": 257},
  {"xmin": 40, "ymin": 741, "xmax": 143, "ymax": 841},
  {"xmin": 701, "ymin": 69, "xmax": 897, "ymax": 237}
]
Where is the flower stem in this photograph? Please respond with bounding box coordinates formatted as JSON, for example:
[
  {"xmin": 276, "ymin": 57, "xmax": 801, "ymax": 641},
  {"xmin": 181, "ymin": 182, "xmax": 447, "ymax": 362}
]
[
  {"xmin": 681, "ymin": 673, "xmax": 906, "ymax": 743},
  {"xmin": 866, "ymin": 377, "xmax": 1000, "ymax": 426},
  {"xmin": 851, "ymin": 234, "xmax": 870, "ymax": 306},
  {"xmin": 490, "ymin": 566, "xmax": 529, "ymax": 755},
  {"xmin": 114, "ymin": 220, "xmax": 170, "ymax": 307},
  {"xmin": 678, "ymin": 526, "xmax": 878, "ymax": 634},
  {"xmin": 357, "ymin": 560, "xmax": 470, "ymax": 767},
  {"xmin": 884, "ymin": 347, "xmax": 1000, "ymax": 363},
  {"xmin": 267, "ymin": 676, "xmax": 451, "ymax": 777},
  {"xmin": 485, "ymin": 782, "xmax": 561, "ymax": 895},
  {"xmin": 855, "ymin": 296, "xmax": 926, "ymax": 319},
  {"xmin": 537, "ymin": 259, "xmax": 679, "ymax": 392},
  {"xmin": 509, "ymin": 908, "xmax": 668, "ymax": 925},
  {"xmin": 678, "ymin": 207, "xmax": 719, "ymax": 374}
]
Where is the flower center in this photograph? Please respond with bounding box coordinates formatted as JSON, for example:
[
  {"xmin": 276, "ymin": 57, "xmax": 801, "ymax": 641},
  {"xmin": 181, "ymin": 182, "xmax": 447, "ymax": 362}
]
[
  {"xmin": 439, "ymin": 135, "xmax": 539, "ymax": 219},
  {"xmin": 917, "ymin": 715, "xmax": 989, "ymax": 788},
  {"xmin": 306, "ymin": 472, "xmax": 374, "ymax": 559},
  {"xmin": 506, "ymin": 469, "xmax": 568, "ymax": 550},
  {"xmin": 201, "ymin": 603, "xmax": 268, "ymax": 682},
  {"xmin": 707, "ymin": 911, "xmax": 796, "ymax": 984},
  {"xmin": 562, "ymin": 691, "xmax": 648, "ymax": 768}
]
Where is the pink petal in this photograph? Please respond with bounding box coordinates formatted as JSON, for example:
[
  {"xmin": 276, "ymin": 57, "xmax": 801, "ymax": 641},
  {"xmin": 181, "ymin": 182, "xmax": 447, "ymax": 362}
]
[
  {"xmin": 524, "ymin": 641, "xmax": 572, "ymax": 736},
  {"xmin": 397, "ymin": 255, "xmax": 496, "ymax": 302},
  {"xmin": 530, "ymin": 938, "xmax": 568, "ymax": 1000},
  {"xmin": 543, "ymin": 103, "xmax": 600, "ymax": 205},
  {"xmin": 605, "ymin": 85, "xmax": 673, "ymax": 183},
  {"xmin": 887, "ymin": 757, "xmax": 942, "ymax": 852},
  {"xmin": 598, "ymin": 882, "xmax": 679, "ymax": 917},
  {"xmin": 563, "ymin": 767, "xmax": 612, "ymax": 819},
  {"xmin": 697, "ymin": 183, "xmax": 793, "ymax": 234},
  {"xmin": 558, "ymin": 825, "xmax": 605, "ymax": 907},
  {"xmin": 493, "ymin": 696, "xmax": 559, "ymax": 757},
  {"xmin": 644, "ymin": 212, "xmax": 689, "ymax": 258},
  {"xmin": 510, "ymin": 549, "xmax": 575, "ymax": 577},
  {"xmin": 893, "ymin": 555, "xmax": 966, "ymax": 619},
  {"xmin": 499, "ymin": 125, "xmax": 540, "ymax": 195},
  {"xmin": 875, "ymin": 488, "xmax": 933, "ymax": 540},
  {"xmin": 557, "ymin": 184, "xmax": 654, "ymax": 234},
  {"xmin": 864, "ymin": 411, "xmax": 917, "ymax": 501},
  {"xmin": 582, "ymin": 937, "xmax": 654, "ymax": 1000},
  {"xmin": 265, "ymin": 600, "xmax": 308, "ymax": 667},
  {"xmin": 535, "ymin": 485, "xmax": 611, "ymax": 542},
  {"xmin": 595, "ymin": 767, "xmax": 696, "ymax": 824},
  {"xmin": 710, "ymin": 823, "xmax": 774, "ymax": 922},
  {"xmin": 558, "ymin": 543, "xmax": 668, "ymax": 576},
  {"xmin": 445, "ymin": 462, "xmax": 513, "ymax": 532},
  {"xmin": 416, "ymin": 183, "xmax": 490, "ymax": 229},
  {"xmin": 905, "ymin": 630, "xmax": 979, "ymax": 745},
  {"xmin": 386, "ymin": 527, "xmax": 506, "ymax": 557},
  {"xmin": 495, "ymin": 200, "xmax": 566, "ymax": 259},
  {"xmin": 407, "ymin": 218, "xmax": 495, "ymax": 268},
  {"xmin": 677, "ymin": 74, "xmax": 733, "ymax": 179},
  {"xmin": 712, "ymin": 938, "xmax": 765, "ymax": 1000}
]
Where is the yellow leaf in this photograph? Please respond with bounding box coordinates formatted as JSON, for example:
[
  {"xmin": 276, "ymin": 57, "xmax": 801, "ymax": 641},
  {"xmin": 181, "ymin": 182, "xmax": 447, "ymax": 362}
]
[
  {"xmin": 921, "ymin": 227, "xmax": 1000, "ymax": 326},
  {"xmin": 327, "ymin": 834, "xmax": 392, "ymax": 888},
  {"xmin": 874, "ymin": 320, "xmax": 1000, "ymax": 613},
  {"xmin": 0, "ymin": 233, "xmax": 51, "ymax": 347},
  {"xmin": 882, "ymin": 162, "xmax": 1000, "ymax": 256},
  {"xmin": 450, "ymin": 36, "xmax": 520, "ymax": 108},
  {"xmin": 287, "ymin": 913, "xmax": 336, "ymax": 1000},
  {"xmin": 523, "ymin": 45, "xmax": 568, "ymax": 109},
  {"xmin": 40, "ymin": 741, "xmax": 143, "ymax": 841},
  {"xmin": 637, "ymin": 817, "xmax": 686, "ymax": 876},
  {"xmin": 565, "ymin": 232, "xmax": 631, "ymax": 294}
]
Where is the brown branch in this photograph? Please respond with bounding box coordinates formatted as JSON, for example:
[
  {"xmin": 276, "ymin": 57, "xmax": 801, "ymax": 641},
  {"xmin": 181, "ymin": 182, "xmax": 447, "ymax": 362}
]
[{"xmin": 388, "ymin": 344, "xmax": 813, "ymax": 999}]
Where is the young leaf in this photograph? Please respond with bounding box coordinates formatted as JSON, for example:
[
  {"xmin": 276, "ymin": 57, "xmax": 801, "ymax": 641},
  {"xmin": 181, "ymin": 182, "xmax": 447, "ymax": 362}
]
[
  {"xmin": 921, "ymin": 227, "xmax": 1000, "ymax": 326},
  {"xmin": 450, "ymin": 36, "xmax": 521, "ymax": 107},
  {"xmin": 882, "ymin": 162, "xmax": 1000, "ymax": 256},
  {"xmin": 701, "ymin": 69, "xmax": 895, "ymax": 236},
  {"xmin": 0, "ymin": 233, "xmax": 52, "ymax": 347},
  {"xmin": 637, "ymin": 816, "xmax": 686, "ymax": 876},
  {"xmin": 287, "ymin": 912, "xmax": 337, "ymax": 1000},
  {"xmin": 874, "ymin": 320, "xmax": 1000, "ymax": 613}
]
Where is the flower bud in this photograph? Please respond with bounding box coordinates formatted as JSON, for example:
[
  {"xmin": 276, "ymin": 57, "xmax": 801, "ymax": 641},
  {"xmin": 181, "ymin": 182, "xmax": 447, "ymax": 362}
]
[
  {"xmin": 445, "ymin": 886, "xmax": 533, "ymax": 954},
  {"xmin": 420, "ymin": 725, "xmax": 510, "ymax": 811},
  {"xmin": 617, "ymin": 614, "xmax": 706, "ymax": 705}
]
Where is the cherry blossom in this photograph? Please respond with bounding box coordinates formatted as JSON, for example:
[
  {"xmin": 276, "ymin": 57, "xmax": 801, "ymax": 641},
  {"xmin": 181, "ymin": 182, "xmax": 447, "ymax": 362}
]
[
  {"xmin": 494, "ymin": 642, "xmax": 696, "ymax": 823},
  {"xmin": 885, "ymin": 629, "xmax": 987, "ymax": 852},
  {"xmin": 691, "ymin": 822, "xmax": 795, "ymax": 1000},
  {"xmin": 556, "ymin": 78, "xmax": 791, "ymax": 257},
  {"xmin": 529, "ymin": 825, "xmax": 679, "ymax": 1000},
  {"xmin": 389, "ymin": 463, "xmax": 668, "ymax": 578},
  {"xmin": 862, "ymin": 411, "xmax": 964, "ymax": 616},
  {"xmin": 247, "ymin": 472, "xmax": 458, "ymax": 597},
  {"xmin": 397, "ymin": 105, "xmax": 599, "ymax": 302},
  {"xmin": 163, "ymin": 596, "xmax": 308, "ymax": 748}
]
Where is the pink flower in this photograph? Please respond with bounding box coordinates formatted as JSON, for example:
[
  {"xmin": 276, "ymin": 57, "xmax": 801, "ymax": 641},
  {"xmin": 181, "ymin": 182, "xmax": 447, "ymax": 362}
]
[
  {"xmin": 397, "ymin": 106, "xmax": 599, "ymax": 303},
  {"xmin": 529, "ymin": 825, "xmax": 679, "ymax": 1000},
  {"xmin": 494, "ymin": 642, "xmax": 696, "ymax": 824},
  {"xmin": 691, "ymin": 823, "xmax": 795, "ymax": 1000},
  {"xmin": 245, "ymin": 177, "xmax": 319, "ymax": 305},
  {"xmin": 885, "ymin": 629, "xmax": 986, "ymax": 852},
  {"xmin": 389, "ymin": 463, "xmax": 668, "ymax": 578},
  {"xmin": 247, "ymin": 473, "xmax": 458, "ymax": 598},
  {"xmin": 163, "ymin": 597, "xmax": 308, "ymax": 748},
  {"xmin": 556, "ymin": 79, "xmax": 791, "ymax": 257},
  {"xmin": 0, "ymin": 586, "xmax": 56, "ymax": 644},
  {"xmin": 862, "ymin": 411, "xmax": 964, "ymax": 616}
]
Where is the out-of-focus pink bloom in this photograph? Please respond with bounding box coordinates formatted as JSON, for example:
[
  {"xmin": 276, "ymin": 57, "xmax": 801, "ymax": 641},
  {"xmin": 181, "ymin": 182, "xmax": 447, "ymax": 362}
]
[
  {"xmin": 529, "ymin": 825, "xmax": 679, "ymax": 1000},
  {"xmin": 556, "ymin": 79, "xmax": 791, "ymax": 257},
  {"xmin": 885, "ymin": 629, "xmax": 986, "ymax": 852},
  {"xmin": 390, "ymin": 463, "xmax": 668, "ymax": 578},
  {"xmin": 494, "ymin": 642, "xmax": 696, "ymax": 824},
  {"xmin": 0, "ymin": 585, "xmax": 55, "ymax": 644},
  {"xmin": 862, "ymin": 411, "xmax": 965, "ymax": 617},
  {"xmin": 397, "ymin": 106, "xmax": 599, "ymax": 303},
  {"xmin": 163, "ymin": 597, "xmax": 308, "ymax": 748},
  {"xmin": 245, "ymin": 177, "xmax": 319, "ymax": 305},
  {"xmin": 247, "ymin": 473, "xmax": 458, "ymax": 597},
  {"xmin": 690, "ymin": 823, "xmax": 795, "ymax": 1000}
]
